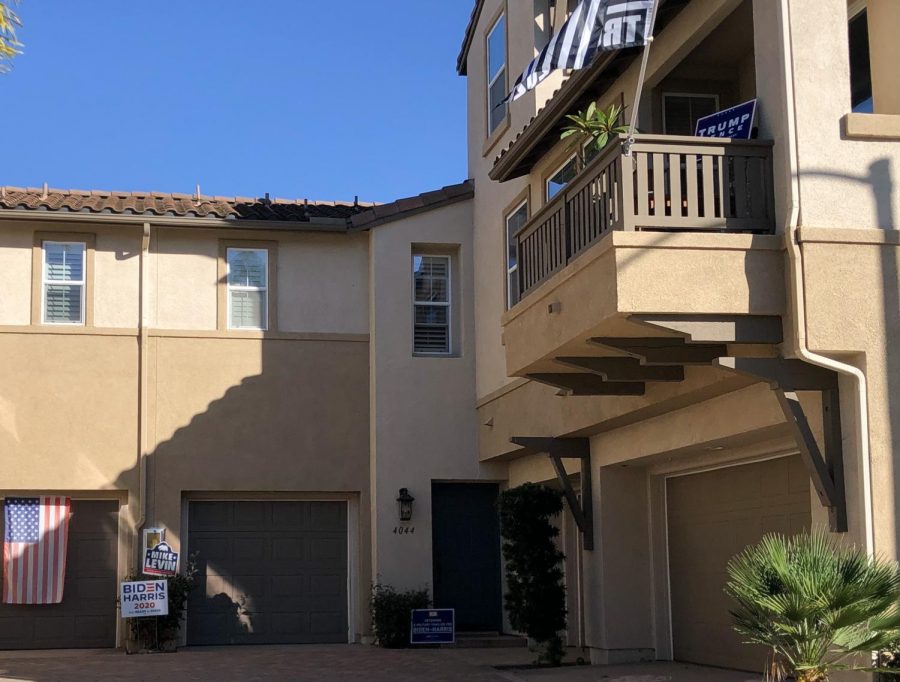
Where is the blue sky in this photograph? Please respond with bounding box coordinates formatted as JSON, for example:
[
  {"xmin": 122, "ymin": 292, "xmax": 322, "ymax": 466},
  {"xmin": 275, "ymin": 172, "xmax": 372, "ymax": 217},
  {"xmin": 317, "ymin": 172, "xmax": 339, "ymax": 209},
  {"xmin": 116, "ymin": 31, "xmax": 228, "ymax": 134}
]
[{"xmin": 3, "ymin": 1, "xmax": 472, "ymax": 203}]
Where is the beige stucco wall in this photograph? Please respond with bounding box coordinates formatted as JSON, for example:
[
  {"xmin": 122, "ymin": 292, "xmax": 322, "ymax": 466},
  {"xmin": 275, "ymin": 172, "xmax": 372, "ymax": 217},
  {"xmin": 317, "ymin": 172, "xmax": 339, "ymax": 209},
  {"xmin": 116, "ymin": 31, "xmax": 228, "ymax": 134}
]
[
  {"xmin": 0, "ymin": 223, "xmax": 33, "ymax": 326},
  {"xmin": 0, "ymin": 215, "xmax": 376, "ymax": 642},
  {"xmin": 783, "ymin": 0, "xmax": 900, "ymax": 230},
  {"xmin": 368, "ymin": 198, "xmax": 505, "ymax": 594},
  {"xmin": 278, "ymin": 232, "xmax": 368, "ymax": 334}
]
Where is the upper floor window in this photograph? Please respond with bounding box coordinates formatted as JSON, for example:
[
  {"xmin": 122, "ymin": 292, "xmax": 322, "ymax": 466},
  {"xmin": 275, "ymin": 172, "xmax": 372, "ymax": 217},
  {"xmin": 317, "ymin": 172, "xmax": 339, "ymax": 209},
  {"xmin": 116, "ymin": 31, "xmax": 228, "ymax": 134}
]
[
  {"xmin": 848, "ymin": 7, "xmax": 873, "ymax": 113},
  {"xmin": 662, "ymin": 93, "xmax": 719, "ymax": 136},
  {"xmin": 487, "ymin": 13, "xmax": 508, "ymax": 135},
  {"xmin": 42, "ymin": 241, "xmax": 85, "ymax": 325},
  {"xmin": 547, "ymin": 156, "xmax": 577, "ymax": 200},
  {"xmin": 227, "ymin": 247, "xmax": 268, "ymax": 330},
  {"xmin": 505, "ymin": 201, "xmax": 528, "ymax": 309},
  {"xmin": 413, "ymin": 254, "xmax": 451, "ymax": 355}
]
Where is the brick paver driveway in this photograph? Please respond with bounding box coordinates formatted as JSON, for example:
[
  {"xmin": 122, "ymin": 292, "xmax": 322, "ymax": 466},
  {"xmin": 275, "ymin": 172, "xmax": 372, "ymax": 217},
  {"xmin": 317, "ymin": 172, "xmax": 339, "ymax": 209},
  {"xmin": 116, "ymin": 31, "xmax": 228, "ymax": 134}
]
[{"xmin": 0, "ymin": 646, "xmax": 762, "ymax": 682}]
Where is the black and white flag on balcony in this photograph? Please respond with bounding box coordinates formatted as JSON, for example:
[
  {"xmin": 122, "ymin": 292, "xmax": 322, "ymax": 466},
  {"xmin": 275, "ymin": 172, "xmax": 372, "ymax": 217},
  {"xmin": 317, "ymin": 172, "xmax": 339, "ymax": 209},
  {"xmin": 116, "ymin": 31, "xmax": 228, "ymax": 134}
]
[{"xmin": 509, "ymin": 0, "xmax": 656, "ymax": 102}]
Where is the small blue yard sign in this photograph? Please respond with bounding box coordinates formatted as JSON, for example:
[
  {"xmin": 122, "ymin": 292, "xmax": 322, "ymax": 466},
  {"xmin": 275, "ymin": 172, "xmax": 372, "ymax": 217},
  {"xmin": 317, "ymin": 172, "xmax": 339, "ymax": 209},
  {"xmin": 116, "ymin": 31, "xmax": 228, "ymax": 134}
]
[
  {"xmin": 695, "ymin": 99, "xmax": 757, "ymax": 139},
  {"xmin": 410, "ymin": 608, "xmax": 455, "ymax": 644}
]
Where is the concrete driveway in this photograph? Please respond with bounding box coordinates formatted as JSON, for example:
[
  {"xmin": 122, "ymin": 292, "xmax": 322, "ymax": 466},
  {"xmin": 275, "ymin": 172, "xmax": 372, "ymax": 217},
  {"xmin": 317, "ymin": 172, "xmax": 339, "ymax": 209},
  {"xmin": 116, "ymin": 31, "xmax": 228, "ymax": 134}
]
[{"xmin": 0, "ymin": 645, "xmax": 763, "ymax": 681}]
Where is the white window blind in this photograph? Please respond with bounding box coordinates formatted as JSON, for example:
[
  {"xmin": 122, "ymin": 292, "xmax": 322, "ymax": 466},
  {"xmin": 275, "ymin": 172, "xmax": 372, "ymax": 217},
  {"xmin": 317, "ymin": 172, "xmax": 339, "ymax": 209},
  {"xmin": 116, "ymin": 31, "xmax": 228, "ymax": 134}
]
[
  {"xmin": 42, "ymin": 241, "xmax": 85, "ymax": 324},
  {"xmin": 227, "ymin": 248, "xmax": 268, "ymax": 330},
  {"xmin": 413, "ymin": 255, "xmax": 451, "ymax": 355},
  {"xmin": 506, "ymin": 201, "xmax": 528, "ymax": 309}
]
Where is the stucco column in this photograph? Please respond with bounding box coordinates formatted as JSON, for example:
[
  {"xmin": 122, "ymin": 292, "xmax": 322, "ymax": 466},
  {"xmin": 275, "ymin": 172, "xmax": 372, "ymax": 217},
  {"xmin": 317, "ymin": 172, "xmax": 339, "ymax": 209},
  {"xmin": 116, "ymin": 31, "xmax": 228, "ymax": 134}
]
[{"xmin": 867, "ymin": 0, "xmax": 900, "ymax": 114}]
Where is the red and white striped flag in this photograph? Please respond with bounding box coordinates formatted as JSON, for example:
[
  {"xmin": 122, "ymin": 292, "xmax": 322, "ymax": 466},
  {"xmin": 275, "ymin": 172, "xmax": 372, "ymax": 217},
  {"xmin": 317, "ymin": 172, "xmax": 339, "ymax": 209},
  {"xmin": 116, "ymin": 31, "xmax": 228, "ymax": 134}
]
[{"xmin": 3, "ymin": 497, "xmax": 71, "ymax": 604}]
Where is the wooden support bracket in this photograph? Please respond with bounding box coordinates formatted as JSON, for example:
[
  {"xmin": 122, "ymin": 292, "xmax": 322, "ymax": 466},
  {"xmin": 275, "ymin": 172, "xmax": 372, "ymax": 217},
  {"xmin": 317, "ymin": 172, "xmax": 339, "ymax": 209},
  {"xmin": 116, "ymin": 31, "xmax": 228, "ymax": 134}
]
[
  {"xmin": 716, "ymin": 357, "xmax": 847, "ymax": 532},
  {"xmin": 510, "ymin": 436, "xmax": 594, "ymax": 550}
]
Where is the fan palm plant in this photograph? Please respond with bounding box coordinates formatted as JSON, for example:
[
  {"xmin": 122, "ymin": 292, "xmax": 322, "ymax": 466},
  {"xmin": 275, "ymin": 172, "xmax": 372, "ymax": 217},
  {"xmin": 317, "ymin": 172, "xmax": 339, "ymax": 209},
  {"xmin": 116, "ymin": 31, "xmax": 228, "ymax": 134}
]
[{"xmin": 726, "ymin": 531, "xmax": 900, "ymax": 681}]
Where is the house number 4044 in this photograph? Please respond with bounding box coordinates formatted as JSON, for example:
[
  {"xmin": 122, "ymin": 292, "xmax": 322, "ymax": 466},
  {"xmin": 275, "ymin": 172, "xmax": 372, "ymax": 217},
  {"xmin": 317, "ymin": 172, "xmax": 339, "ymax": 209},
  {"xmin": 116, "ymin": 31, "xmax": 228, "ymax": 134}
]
[{"xmin": 393, "ymin": 526, "xmax": 415, "ymax": 535}]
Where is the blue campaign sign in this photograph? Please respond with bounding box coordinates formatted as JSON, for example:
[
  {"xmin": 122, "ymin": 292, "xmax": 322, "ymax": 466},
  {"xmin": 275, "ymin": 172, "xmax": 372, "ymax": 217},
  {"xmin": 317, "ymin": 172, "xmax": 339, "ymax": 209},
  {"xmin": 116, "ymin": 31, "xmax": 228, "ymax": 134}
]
[
  {"xmin": 410, "ymin": 608, "xmax": 455, "ymax": 644},
  {"xmin": 695, "ymin": 99, "xmax": 757, "ymax": 139}
]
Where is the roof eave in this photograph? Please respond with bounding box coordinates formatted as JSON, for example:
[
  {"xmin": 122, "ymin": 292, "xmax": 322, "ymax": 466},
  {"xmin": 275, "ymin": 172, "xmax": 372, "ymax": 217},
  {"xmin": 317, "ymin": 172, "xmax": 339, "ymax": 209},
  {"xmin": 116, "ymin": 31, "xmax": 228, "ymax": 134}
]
[
  {"xmin": 457, "ymin": 0, "xmax": 485, "ymax": 75},
  {"xmin": 0, "ymin": 209, "xmax": 353, "ymax": 233}
]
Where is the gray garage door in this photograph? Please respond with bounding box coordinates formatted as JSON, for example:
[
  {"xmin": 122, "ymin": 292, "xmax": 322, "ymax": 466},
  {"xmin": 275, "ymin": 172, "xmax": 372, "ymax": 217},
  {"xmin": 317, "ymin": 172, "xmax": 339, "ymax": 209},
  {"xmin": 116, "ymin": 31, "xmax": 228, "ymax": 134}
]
[
  {"xmin": 187, "ymin": 501, "xmax": 348, "ymax": 646},
  {"xmin": 667, "ymin": 455, "xmax": 811, "ymax": 672},
  {"xmin": 0, "ymin": 500, "xmax": 119, "ymax": 650}
]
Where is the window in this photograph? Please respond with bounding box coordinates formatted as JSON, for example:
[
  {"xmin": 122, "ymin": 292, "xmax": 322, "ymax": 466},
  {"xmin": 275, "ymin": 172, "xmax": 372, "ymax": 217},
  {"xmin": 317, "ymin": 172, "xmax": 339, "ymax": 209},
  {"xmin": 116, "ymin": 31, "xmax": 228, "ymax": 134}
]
[
  {"xmin": 505, "ymin": 201, "xmax": 528, "ymax": 309},
  {"xmin": 42, "ymin": 241, "xmax": 85, "ymax": 324},
  {"xmin": 848, "ymin": 8, "xmax": 873, "ymax": 113},
  {"xmin": 662, "ymin": 93, "xmax": 719, "ymax": 136},
  {"xmin": 546, "ymin": 156, "xmax": 577, "ymax": 200},
  {"xmin": 487, "ymin": 13, "xmax": 507, "ymax": 135},
  {"xmin": 413, "ymin": 255, "xmax": 451, "ymax": 355},
  {"xmin": 226, "ymin": 248, "xmax": 268, "ymax": 330}
]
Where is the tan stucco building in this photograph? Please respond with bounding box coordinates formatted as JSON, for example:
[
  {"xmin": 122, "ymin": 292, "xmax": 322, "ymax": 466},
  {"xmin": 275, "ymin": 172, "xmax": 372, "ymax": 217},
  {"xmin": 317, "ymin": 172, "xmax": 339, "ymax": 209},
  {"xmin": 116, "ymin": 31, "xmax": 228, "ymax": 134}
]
[
  {"xmin": 458, "ymin": 0, "xmax": 900, "ymax": 671},
  {"xmin": 1, "ymin": 0, "xmax": 899, "ymax": 673}
]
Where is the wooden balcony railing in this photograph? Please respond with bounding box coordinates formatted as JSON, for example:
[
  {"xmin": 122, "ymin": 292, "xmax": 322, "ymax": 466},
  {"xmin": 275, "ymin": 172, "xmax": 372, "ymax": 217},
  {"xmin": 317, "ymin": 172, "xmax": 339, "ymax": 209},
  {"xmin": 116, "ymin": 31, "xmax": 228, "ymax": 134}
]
[{"xmin": 514, "ymin": 134, "xmax": 776, "ymax": 299}]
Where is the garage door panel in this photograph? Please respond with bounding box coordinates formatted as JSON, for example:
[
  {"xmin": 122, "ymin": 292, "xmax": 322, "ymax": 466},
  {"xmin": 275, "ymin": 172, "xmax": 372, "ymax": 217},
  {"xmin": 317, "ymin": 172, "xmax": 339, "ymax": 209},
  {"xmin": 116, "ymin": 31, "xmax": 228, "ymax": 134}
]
[
  {"xmin": 0, "ymin": 500, "xmax": 118, "ymax": 650},
  {"xmin": 231, "ymin": 503, "xmax": 267, "ymax": 532},
  {"xmin": 668, "ymin": 457, "xmax": 810, "ymax": 672},
  {"xmin": 187, "ymin": 501, "xmax": 348, "ymax": 646},
  {"xmin": 309, "ymin": 503, "xmax": 346, "ymax": 531}
]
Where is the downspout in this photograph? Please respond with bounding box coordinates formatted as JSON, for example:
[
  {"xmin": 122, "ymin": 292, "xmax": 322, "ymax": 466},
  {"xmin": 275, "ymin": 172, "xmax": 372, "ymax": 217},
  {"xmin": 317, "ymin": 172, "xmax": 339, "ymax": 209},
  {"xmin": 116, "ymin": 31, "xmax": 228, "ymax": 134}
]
[
  {"xmin": 134, "ymin": 223, "xmax": 151, "ymax": 564},
  {"xmin": 778, "ymin": 0, "xmax": 874, "ymax": 554}
]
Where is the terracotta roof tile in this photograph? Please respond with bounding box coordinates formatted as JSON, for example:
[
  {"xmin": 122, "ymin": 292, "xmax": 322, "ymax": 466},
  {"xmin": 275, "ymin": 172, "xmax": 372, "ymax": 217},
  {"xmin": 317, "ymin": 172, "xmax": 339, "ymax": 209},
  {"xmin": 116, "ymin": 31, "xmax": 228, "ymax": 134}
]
[{"xmin": 0, "ymin": 181, "xmax": 474, "ymax": 231}]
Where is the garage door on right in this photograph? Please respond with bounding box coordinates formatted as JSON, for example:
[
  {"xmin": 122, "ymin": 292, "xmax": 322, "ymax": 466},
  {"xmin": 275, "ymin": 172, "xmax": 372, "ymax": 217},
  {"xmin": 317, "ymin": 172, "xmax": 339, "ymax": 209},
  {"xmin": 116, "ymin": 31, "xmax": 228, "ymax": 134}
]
[{"xmin": 666, "ymin": 455, "xmax": 811, "ymax": 672}]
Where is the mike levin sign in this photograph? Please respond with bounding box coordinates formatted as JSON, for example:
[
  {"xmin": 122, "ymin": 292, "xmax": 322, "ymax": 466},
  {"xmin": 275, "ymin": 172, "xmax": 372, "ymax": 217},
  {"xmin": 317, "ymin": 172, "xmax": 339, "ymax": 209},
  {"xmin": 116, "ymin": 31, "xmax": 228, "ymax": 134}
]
[
  {"xmin": 410, "ymin": 608, "xmax": 455, "ymax": 644},
  {"xmin": 695, "ymin": 99, "xmax": 757, "ymax": 140},
  {"xmin": 121, "ymin": 580, "xmax": 169, "ymax": 618},
  {"xmin": 143, "ymin": 541, "xmax": 179, "ymax": 577}
]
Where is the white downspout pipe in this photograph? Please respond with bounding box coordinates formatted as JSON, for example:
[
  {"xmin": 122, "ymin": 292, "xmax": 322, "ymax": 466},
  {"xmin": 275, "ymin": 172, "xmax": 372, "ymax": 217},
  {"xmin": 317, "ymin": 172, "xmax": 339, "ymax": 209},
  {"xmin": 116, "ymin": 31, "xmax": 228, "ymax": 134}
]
[
  {"xmin": 778, "ymin": 0, "xmax": 874, "ymax": 555},
  {"xmin": 134, "ymin": 223, "xmax": 151, "ymax": 563}
]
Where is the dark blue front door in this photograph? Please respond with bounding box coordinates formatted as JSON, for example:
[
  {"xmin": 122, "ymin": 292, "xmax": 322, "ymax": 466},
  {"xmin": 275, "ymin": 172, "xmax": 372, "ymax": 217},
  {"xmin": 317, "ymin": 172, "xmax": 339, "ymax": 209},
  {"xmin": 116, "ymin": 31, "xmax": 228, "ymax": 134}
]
[{"xmin": 431, "ymin": 483, "xmax": 502, "ymax": 631}]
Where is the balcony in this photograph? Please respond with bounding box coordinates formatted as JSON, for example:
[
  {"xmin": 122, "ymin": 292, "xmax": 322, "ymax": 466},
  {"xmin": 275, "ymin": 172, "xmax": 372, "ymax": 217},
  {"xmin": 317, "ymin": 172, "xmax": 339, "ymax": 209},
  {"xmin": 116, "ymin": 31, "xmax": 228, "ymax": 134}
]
[{"xmin": 514, "ymin": 134, "xmax": 776, "ymax": 299}]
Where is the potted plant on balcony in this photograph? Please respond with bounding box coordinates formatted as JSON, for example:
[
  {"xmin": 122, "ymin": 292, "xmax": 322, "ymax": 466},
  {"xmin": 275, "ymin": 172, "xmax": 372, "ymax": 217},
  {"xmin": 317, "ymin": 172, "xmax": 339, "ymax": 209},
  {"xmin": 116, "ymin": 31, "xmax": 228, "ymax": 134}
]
[{"xmin": 561, "ymin": 102, "xmax": 630, "ymax": 170}]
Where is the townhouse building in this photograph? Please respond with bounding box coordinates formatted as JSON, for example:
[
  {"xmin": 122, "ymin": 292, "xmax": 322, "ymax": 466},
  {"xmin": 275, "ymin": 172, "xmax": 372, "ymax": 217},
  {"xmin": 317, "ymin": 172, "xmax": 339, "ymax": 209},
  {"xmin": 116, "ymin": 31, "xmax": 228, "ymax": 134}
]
[
  {"xmin": 1, "ymin": 0, "xmax": 899, "ymax": 674},
  {"xmin": 459, "ymin": 0, "xmax": 900, "ymax": 671},
  {"xmin": 0, "ymin": 183, "xmax": 508, "ymax": 648}
]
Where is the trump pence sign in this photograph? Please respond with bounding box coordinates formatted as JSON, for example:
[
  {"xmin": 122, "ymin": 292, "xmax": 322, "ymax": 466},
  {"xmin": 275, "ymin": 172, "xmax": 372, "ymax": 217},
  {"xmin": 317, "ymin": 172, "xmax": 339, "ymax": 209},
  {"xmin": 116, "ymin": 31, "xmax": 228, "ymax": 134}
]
[
  {"xmin": 120, "ymin": 580, "xmax": 169, "ymax": 618},
  {"xmin": 695, "ymin": 99, "xmax": 757, "ymax": 140}
]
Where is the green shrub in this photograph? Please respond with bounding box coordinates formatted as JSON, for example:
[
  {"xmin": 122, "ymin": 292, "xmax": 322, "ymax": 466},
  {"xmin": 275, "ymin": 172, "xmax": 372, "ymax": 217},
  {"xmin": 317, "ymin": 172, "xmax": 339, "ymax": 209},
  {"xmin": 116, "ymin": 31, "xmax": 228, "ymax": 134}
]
[
  {"xmin": 726, "ymin": 531, "xmax": 900, "ymax": 681},
  {"xmin": 497, "ymin": 483, "xmax": 567, "ymax": 666},
  {"xmin": 124, "ymin": 553, "xmax": 199, "ymax": 651},
  {"xmin": 370, "ymin": 584, "xmax": 431, "ymax": 648}
]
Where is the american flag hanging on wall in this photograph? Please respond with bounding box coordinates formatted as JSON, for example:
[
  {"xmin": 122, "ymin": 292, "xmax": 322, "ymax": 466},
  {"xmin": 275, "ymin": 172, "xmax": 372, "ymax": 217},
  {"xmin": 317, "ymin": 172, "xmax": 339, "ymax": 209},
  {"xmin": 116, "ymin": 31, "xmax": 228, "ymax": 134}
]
[
  {"xmin": 3, "ymin": 497, "xmax": 71, "ymax": 604},
  {"xmin": 510, "ymin": 0, "xmax": 656, "ymax": 102}
]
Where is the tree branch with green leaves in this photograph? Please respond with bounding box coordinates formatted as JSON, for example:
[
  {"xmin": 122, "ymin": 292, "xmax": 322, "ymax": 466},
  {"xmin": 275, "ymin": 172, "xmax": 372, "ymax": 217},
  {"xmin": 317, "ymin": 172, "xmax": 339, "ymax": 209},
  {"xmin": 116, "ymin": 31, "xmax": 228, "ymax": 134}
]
[{"xmin": 0, "ymin": 1, "xmax": 23, "ymax": 74}]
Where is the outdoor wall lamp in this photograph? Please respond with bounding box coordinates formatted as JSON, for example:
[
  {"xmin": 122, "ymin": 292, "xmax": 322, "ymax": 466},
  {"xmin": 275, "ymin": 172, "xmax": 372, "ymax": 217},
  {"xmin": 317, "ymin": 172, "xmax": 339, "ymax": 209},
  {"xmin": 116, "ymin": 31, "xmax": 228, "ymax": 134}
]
[{"xmin": 396, "ymin": 488, "xmax": 415, "ymax": 522}]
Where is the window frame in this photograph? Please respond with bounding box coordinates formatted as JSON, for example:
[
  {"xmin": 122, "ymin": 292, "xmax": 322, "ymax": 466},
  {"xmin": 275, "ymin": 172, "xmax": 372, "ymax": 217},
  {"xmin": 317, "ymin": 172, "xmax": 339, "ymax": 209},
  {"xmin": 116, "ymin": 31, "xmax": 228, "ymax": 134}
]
[
  {"xmin": 661, "ymin": 92, "xmax": 720, "ymax": 136},
  {"xmin": 412, "ymin": 253, "xmax": 453, "ymax": 356},
  {"xmin": 218, "ymin": 240, "xmax": 277, "ymax": 333},
  {"xmin": 486, "ymin": 10, "xmax": 508, "ymax": 137},
  {"xmin": 545, "ymin": 154, "xmax": 578, "ymax": 202},
  {"xmin": 41, "ymin": 240, "xmax": 87, "ymax": 326},
  {"xmin": 31, "ymin": 232, "xmax": 95, "ymax": 327},
  {"xmin": 504, "ymin": 197, "xmax": 529, "ymax": 310}
]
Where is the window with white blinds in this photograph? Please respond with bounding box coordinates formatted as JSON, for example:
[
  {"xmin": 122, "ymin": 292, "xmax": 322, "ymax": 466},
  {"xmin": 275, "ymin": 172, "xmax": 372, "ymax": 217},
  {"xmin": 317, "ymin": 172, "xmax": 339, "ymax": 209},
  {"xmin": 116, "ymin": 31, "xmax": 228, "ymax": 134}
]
[
  {"xmin": 42, "ymin": 241, "xmax": 85, "ymax": 324},
  {"xmin": 227, "ymin": 248, "xmax": 268, "ymax": 330},
  {"xmin": 413, "ymin": 254, "xmax": 451, "ymax": 355}
]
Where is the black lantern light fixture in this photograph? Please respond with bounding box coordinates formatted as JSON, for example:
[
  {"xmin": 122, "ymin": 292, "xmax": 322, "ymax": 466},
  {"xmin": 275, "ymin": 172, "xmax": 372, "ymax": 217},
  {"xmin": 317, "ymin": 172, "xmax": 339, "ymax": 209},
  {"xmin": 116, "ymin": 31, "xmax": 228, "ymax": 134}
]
[{"xmin": 396, "ymin": 488, "xmax": 414, "ymax": 522}]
